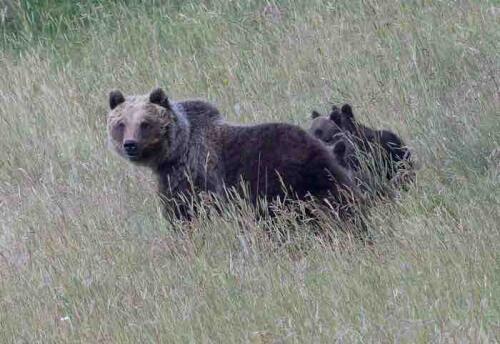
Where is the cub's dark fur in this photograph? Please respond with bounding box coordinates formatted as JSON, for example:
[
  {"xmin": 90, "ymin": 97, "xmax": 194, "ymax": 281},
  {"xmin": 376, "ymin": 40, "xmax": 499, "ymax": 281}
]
[{"xmin": 310, "ymin": 104, "xmax": 414, "ymax": 191}]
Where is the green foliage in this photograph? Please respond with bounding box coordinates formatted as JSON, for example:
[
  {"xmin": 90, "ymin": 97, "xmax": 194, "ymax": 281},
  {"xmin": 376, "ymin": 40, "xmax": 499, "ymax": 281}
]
[{"xmin": 0, "ymin": 0, "xmax": 499, "ymax": 342}]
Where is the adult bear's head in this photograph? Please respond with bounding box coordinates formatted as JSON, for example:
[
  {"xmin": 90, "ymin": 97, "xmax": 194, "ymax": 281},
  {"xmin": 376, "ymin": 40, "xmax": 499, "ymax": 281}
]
[{"xmin": 106, "ymin": 88, "xmax": 187, "ymax": 166}]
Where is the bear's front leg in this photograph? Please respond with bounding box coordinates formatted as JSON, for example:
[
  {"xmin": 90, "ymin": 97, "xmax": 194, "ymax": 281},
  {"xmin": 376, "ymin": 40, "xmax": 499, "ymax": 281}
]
[{"xmin": 157, "ymin": 173, "xmax": 198, "ymax": 223}]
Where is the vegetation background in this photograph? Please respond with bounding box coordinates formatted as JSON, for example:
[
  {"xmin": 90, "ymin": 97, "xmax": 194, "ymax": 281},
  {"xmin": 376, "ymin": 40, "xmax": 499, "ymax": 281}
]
[{"xmin": 0, "ymin": 0, "xmax": 499, "ymax": 342}]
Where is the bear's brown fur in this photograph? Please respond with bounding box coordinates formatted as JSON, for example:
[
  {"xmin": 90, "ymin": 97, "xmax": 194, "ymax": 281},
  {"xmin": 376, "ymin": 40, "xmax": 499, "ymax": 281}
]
[{"xmin": 107, "ymin": 88, "xmax": 362, "ymax": 222}]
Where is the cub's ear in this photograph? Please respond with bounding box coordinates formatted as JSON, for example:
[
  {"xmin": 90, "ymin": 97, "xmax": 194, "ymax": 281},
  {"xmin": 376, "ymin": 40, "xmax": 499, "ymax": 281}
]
[
  {"xmin": 341, "ymin": 104, "xmax": 354, "ymax": 118},
  {"xmin": 149, "ymin": 87, "xmax": 171, "ymax": 109},
  {"xmin": 311, "ymin": 110, "xmax": 322, "ymax": 119},
  {"xmin": 329, "ymin": 107, "xmax": 342, "ymax": 126},
  {"xmin": 333, "ymin": 140, "xmax": 346, "ymax": 157},
  {"xmin": 109, "ymin": 90, "xmax": 125, "ymax": 110}
]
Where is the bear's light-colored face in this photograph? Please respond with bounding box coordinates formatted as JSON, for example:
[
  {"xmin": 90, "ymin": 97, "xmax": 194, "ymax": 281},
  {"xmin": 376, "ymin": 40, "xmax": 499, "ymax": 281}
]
[{"xmin": 107, "ymin": 90, "xmax": 173, "ymax": 164}]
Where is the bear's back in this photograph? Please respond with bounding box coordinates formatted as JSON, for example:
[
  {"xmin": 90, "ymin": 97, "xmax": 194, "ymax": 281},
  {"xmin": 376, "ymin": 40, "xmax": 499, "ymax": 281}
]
[
  {"xmin": 176, "ymin": 99, "xmax": 222, "ymax": 128},
  {"xmin": 218, "ymin": 122, "xmax": 354, "ymax": 202}
]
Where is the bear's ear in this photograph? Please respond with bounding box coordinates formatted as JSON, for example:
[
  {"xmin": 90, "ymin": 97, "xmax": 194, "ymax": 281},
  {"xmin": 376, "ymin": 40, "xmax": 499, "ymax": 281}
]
[
  {"xmin": 333, "ymin": 140, "xmax": 346, "ymax": 157},
  {"xmin": 329, "ymin": 107, "xmax": 342, "ymax": 126},
  {"xmin": 109, "ymin": 90, "xmax": 125, "ymax": 110},
  {"xmin": 341, "ymin": 104, "xmax": 354, "ymax": 119},
  {"xmin": 149, "ymin": 87, "xmax": 171, "ymax": 109},
  {"xmin": 311, "ymin": 110, "xmax": 322, "ymax": 119}
]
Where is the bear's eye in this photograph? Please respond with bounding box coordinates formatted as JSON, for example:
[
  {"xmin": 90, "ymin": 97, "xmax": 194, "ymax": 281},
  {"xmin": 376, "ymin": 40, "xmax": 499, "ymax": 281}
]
[
  {"xmin": 112, "ymin": 122, "xmax": 125, "ymax": 138},
  {"xmin": 140, "ymin": 122, "xmax": 150, "ymax": 130}
]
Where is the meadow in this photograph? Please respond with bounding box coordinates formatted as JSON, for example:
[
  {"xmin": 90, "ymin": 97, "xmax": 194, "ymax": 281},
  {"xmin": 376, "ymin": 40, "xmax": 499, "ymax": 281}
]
[{"xmin": 0, "ymin": 0, "xmax": 499, "ymax": 342}]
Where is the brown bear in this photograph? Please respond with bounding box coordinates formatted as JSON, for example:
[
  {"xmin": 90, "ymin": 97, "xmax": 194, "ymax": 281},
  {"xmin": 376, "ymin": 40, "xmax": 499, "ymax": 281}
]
[
  {"xmin": 107, "ymin": 88, "xmax": 363, "ymax": 223},
  {"xmin": 310, "ymin": 104, "xmax": 415, "ymax": 193}
]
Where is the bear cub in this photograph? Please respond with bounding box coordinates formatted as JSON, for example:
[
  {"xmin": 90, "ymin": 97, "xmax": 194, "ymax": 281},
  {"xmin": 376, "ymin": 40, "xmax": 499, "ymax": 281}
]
[
  {"xmin": 309, "ymin": 104, "xmax": 414, "ymax": 191},
  {"xmin": 107, "ymin": 88, "xmax": 362, "ymax": 222}
]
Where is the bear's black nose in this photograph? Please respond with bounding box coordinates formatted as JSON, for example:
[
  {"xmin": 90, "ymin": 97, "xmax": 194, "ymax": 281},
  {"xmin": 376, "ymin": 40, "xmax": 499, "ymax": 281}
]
[{"xmin": 123, "ymin": 140, "xmax": 138, "ymax": 155}]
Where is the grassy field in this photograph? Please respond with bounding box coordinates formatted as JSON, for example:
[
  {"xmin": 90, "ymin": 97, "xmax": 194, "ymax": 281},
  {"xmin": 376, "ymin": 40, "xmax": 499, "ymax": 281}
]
[{"xmin": 1, "ymin": 0, "xmax": 499, "ymax": 342}]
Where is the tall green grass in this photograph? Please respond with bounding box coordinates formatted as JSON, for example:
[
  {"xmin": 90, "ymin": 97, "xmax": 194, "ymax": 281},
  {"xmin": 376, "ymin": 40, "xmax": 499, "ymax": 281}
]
[{"xmin": 1, "ymin": 0, "xmax": 499, "ymax": 342}]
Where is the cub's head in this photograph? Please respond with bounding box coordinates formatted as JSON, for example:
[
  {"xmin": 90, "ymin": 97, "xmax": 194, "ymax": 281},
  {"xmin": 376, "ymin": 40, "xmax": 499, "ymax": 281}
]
[
  {"xmin": 106, "ymin": 88, "xmax": 178, "ymax": 165},
  {"xmin": 309, "ymin": 110, "xmax": 341, "ymax": 145},
  {"xmin": 309, "ymin": 105, "xmax": 361, "ymax": 175},
  {"xmin": 331, "ymin": 138, "xmax": 358, "ymax": 173},
  {"xmin": 309, "ymin": 103, "xmax": 357, "ymax": 144},
  {"xmin": 332, "ymin": 104, "xmax": 356, "ymax": 132}
]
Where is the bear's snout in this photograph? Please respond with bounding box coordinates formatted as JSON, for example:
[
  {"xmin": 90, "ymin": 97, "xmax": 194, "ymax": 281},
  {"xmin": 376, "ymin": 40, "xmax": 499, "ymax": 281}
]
[{"xmin": 123, "ymin": 140, "xmax": 139, "ymax": 156}]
